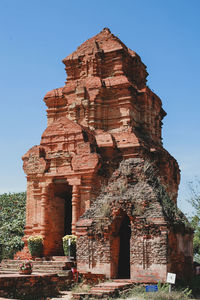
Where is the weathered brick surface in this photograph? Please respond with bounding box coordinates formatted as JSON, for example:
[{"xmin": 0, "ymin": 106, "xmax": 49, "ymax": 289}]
[
  {"xmin": 76, "ymin": 159, "xmax": 193, "ymax": 281},
  {"xmin": 17, "ymin": 28, "xmax": 193, "ymax": 282},
  {"xmin": 0, "ymin": 273, "xmax": 60, "ymax": 299}
]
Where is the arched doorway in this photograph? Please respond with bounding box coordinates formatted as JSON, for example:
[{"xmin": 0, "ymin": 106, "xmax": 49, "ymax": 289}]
[{"xmin": 118, "ymin": 215, "xmax": 131, "ymax": 278}]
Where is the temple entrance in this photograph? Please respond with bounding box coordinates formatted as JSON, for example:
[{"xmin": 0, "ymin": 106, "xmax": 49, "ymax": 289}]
[
  {"xmin": 53, "ymin": 182, "xmax": 72, "ymax": 236},
  {"xmin": 64, "ymin": 191, "xmax": 72, "ymax": 235},
  {"xmin": 118, "ymin": 215, "xmax": 131, "ymax": 278},
  {"xmin": 47, "ymin": 181, "xmax": 72, "ymax": 255}
]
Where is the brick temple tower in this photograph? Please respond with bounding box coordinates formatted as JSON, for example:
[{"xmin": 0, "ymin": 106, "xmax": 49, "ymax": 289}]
[{"xmin": 18, "ymin": 28, "xmax": 193, "ymax": 282}]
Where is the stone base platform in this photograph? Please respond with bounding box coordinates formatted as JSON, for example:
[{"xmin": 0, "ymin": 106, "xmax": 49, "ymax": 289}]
[{"xmin": 0, "ymin": 273, "xmax": 70, "ymax": 299}]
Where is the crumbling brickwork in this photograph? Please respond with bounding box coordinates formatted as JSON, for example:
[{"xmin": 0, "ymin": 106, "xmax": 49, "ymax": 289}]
[
  {"xmin": 77, "ymin": 159, "xmax": 193, "ymax": 281},
  {"xmin": 18, "ymin": 28, "xmax": 193, "ymax": 282}
]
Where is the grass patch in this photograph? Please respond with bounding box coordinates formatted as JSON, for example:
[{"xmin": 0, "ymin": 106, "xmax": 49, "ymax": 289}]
[
  {"xmin": 71, "ymin": 280, "xmax": 198, "ymax": 299},
  {"xmin": 112, "ymin": 283, "xmax": 193, "ymax": 300},
  {"xmin": 70, "ymin": 283, "xmax": 91, "ymax": 293}
]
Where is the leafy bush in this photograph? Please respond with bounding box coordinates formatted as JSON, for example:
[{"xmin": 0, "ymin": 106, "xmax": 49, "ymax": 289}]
[
  {"xmin": 188, "ymin": 179, "xmax": 200, "ymax": 262},
  {"xmin": 27, "ymin": 235, "xmax": 43, "ymax": 257},
  {"xmin": 62, "ymin": 234, "xmax": 77, "ymax": 257},
  {"xmin": 0, "ymin": 192, "xmax": 26, "ymax": 261}
]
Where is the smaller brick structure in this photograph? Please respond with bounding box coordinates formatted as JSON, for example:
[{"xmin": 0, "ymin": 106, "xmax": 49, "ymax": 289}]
[{"xmin": 76, "ymin": 159, "xmax": 193, "ymax": 282}]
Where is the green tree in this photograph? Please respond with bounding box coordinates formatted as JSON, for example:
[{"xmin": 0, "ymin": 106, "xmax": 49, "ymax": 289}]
[
  {"xmin": 0, "ymin": 192, "xmax": 26, "ymax": 261},
  {"xmin": 188, "ymin": 179, "xmax": 200, "ymax": 263},
  {"xmin": 190, "ymin": 215, "xmax": 200, "ymax": 263}
]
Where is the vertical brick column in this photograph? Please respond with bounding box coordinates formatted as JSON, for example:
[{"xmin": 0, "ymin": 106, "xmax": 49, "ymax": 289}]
[
  {"xmin": 24, "ymin": 180, "xmax": 32, "ymax": 233},
  {"xmin": 40, "ymin": 186, "xmax": 48, "ymax": 233},
  {"xmin": 84, "ymin": 186, "xmax": 92, "ymax": 210},
  {"xmin": 72, "ymin": 185, "xmax": 79, "ymax": 234}
]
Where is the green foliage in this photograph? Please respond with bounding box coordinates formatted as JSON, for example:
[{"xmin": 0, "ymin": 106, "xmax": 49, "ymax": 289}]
[
  {"xmin": 188, "ymin": 178, "xmax": 200, "ymax": 262},
  {"xmin": 190, "ymin": 215, "xmax": 200, "ymax": 262},
  {"xmin": 62, "ymin": 234, "xmax": 77, "ymax": 257},
  {"xmin": 27, "ymin": 235, "xmax": 43, "ymax": 257},
  {"xmin": 0, "ymin": 192, "xmax": 26, "ymax": 261}
]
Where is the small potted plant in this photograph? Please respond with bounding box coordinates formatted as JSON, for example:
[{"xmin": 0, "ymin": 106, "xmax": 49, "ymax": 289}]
[
  {"xmin": 27, "ymin": 235, "xmax": 43, "ymax": 258},
  {"xmin": 62, "ymin": 235, "xmax": 77, "ymax": 258},
  {"xmin": 19, "ymin": 260, "xmax": 33, "ymax": 275}
]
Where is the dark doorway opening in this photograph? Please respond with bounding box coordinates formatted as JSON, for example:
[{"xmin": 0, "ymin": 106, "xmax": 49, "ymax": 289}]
[
  {"xmin": 54, "ymin": 182, "xmax": 72, "ymax": 236},
  {"xmin": 64, "ymin": 193, "xmax": 72, "ymax": 235},
  {"xmin": 118, "ymin": 215, "xmax": 131, "ymax": 279},
  {"xmin": 50, "ymin": 182, "xmax": 72, "ymax": 255}
]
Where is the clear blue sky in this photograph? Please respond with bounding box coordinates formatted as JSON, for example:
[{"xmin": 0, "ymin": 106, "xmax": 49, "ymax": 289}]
[{"xmin": 0, "ymin": 0, "xmax": 200, "ymax": 215}]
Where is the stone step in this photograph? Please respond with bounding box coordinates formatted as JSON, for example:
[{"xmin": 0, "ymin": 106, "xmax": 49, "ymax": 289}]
[
  {"xmin": 112, "ymin": 280, "xmax": 133, "ymax": 284},
  {"xmin": 0, "ymin": 270, "xmax": 18, "ymax": 274},
  {"xmin": 33, "ymin": 270, "xmax": 71, "ymax": 276},
  {"xmin": 0, "ymin": 268, "xmax": 19, "ymax": 273},
  {"xmin": 0, "ymin": 258, "xmax": 75, "ymax": 276},
  {"xmin": 91, "ymin": 285, "xmax": 117, "ymax": 290},
  {"xmin": 78, "ymin": 281, "xmax": 134, "ymax": 299},
  {"xmin": 91, "ymin": 283, "xmax": 132, "ymax": 290},
  {"xmin": 1, "ymin": 260, "xmax": 73, "ymax": 266},
  {"xmin": 0, "ymin": 267, "xmax": 71, "ymax": 273},
  {"xmin": 51, "ymin": 256, "xmax": 71, "ymax": 261},
  {"xmin": 33, "ymin": 265, "xmax": 68, "ymax": 270},
  {"xmin": 72, "ymin": 290, "xmax": 114, "ymax": 299},
  {"xmin": 90, "ymin": 288, "xmax": 115, "ymax": 293},
  {"xmin": 1, "ymin": 260, "xmax": 20, "ymax": 265},
  {"xmin": 1, "ymin": 265, "xmax": 68, "ymax": 271},
  {"xmin": 2, "ymin": 257, "xmax": 71, "ymax": 263},
  {"xmin": 34, "ymin": 261, "xmax": 69, "ymax": 266},
  {"xmin": 91, "ymin": 291, "xmax": 115, "ymax": 296},
  {"xmin": 1, "ymin": 260, "xmax": 69, "ymax": 266},
  {"xmin": 0, "ymin": 265, "xmax": 19, "ymax": 269},
  {"xmin": 0, "ymin": 268, "xmax": 71, "ymax": 277}
]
